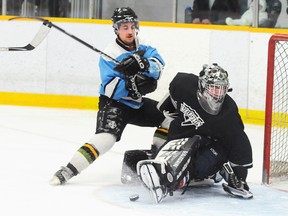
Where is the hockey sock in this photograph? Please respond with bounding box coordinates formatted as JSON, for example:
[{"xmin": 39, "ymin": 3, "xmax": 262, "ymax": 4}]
[
  {"xmin": 152, "ymin": 127, "xmax": 168, "ymax": 153},
  {"xmin": 69, "ymin": 143, "xmax": 100, "ymax": 173}
]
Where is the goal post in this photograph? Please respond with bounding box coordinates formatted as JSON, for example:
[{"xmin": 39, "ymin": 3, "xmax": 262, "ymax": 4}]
[{"xmin": 263, "ymin": 34, "xmax": 288, "ymax": 184}]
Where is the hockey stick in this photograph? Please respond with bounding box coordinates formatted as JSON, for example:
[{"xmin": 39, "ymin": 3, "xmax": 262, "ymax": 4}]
[
  {"xmin": 0, "ymin": 19, "xmax": 52, "ymax": 51},
  {"xmin": 49, "ymin": 20, "xmax": 120, "ymax": 63},
  {"xmin": 8, "ymin": 16, "xmax": 120, "ymax": 64}
]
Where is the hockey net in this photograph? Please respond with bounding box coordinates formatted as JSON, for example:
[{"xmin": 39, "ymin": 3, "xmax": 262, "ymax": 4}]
[{"xmin": 263, "ymin": 34, "xmax": 288, "ymax": 185}]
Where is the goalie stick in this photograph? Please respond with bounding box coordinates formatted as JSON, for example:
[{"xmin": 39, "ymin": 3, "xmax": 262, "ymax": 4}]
[
  {"xmin": 6, "ymin": 16, "xmax": 120, "ymax": 64},
  {"xmin": 0, "ymin": 19, "xmax": 52, "ymax": 51}
]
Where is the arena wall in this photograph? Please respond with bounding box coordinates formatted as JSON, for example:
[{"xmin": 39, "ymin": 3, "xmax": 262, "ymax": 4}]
[{"xmin": 1, "ymin": 17, "xmax": 287, "ymax": 124}]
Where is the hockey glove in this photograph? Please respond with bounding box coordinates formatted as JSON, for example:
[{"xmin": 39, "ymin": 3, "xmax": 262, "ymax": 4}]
[
  {"xmin": 135, "ymin": 74, "xmax": 157, "ymax": 95},
  {"xmin": 124, "ymin": 74, "xmax": 157, "ymax": 99},
  {"xmin": 114, "ymin": 50, "xmax": 150, "ymax": 76}
]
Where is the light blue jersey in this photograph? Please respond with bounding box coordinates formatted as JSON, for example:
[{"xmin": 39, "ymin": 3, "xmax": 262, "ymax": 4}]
[{"xmin": 99, "ymin": 38, "xmax": 165, "ymax": 109}]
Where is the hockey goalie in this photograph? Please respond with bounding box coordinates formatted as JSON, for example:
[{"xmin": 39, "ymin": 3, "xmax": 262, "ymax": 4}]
[{"xmin": 121, "ymin": 63, "xmax": 253, "ymax": 203}]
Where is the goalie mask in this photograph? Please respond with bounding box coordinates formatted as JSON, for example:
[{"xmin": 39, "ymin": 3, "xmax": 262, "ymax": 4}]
[
  {"xmin": 112, "ymin": 7, "xmax": 139, "ymax": 34},
  {"xmin": 197, "ymin": 63, "xmax": 230, "ymax": 115}
]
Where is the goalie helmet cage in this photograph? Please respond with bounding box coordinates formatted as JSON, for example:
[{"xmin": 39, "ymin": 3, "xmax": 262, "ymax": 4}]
[{"xmin": 262, "ymin": 34, "xmax": 288, "ymax": 185}]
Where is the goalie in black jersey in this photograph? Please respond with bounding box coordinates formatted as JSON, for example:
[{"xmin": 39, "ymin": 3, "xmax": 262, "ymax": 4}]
[{"xmin": 122, "ymin": 63, "xmax": 253, "ymax": 203}]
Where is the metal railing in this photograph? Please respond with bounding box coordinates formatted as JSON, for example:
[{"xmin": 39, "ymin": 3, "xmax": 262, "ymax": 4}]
[{"xmin": 0, "ymin": 0, "xmax": 286, "ymax": 28}]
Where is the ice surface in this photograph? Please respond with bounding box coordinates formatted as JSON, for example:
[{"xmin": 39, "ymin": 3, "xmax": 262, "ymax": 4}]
[{"xmin": 0, "ymin": 105, "xmax": 287, "ymax": 216}]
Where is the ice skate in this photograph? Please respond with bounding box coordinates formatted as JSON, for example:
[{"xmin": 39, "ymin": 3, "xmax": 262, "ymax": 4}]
[
  {"xmin": 222, "ymin": 181, "xmax": 253, "ymax": 199},
  {"xmin": 220, "ymin": 163, "xmax": 253, "ymax": 199},
  {"xmin": 50, "ymin": 166, "xmax": 74, "ymax": 186}
]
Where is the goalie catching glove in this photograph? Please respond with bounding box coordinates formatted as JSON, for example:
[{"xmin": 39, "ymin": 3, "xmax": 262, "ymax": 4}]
[{"xmin": 114, "ymin": 50, "xmax": 150, "ymax": 76}]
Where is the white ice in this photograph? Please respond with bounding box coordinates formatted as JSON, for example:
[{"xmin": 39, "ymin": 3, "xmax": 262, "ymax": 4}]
[{"xmin": 0, "ymin": 105, "xmax": 287, "ymax": 216}]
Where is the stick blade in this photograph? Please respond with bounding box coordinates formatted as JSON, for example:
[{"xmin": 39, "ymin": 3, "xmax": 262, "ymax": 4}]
[{"xmin": 0, "ymin": 19, "xmax": 51, "ymax": 52}]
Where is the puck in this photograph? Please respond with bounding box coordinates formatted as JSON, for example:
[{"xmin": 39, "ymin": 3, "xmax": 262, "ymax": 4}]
[{"xmin": 129, "ymin": 194, "xmax": 139, "ymax": 201}]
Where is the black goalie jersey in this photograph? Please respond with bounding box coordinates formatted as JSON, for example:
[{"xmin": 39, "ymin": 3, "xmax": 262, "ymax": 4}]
[{"xmin": 158, "ymin": 72, "xmax": 253, "ymax": 168}]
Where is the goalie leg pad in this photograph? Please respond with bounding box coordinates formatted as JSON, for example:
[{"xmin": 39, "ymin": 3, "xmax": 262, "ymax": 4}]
[
  {"xmin": 138, "ymin": 162, "xmax": 168, "ymax": 204},
  {"xmin": 121, "ymin": 149, "xmax": 152, "ymax": 184},
  {"xmin": 155, "ymin": 135, "xmax": 202, "ymax": 191},
  {"xmin": 137, "ymin": 135, "xmax": 203, "ymax": 198}
]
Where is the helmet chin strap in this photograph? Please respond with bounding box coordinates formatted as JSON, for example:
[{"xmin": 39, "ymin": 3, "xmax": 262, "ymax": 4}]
[
  {"xmin": 134, "ymin": 31, "xmax": 139, "ymax": 50},
  {"xmin": 197, "ymin": 91, "xmax": 223, "ymax": 115}
]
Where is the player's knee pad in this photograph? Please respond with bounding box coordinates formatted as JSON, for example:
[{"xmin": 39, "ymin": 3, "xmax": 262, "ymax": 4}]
[
  {"xmin": 96, "ymin": 106, "xmax": 125, "ymax": 141},
  {"xmin": 121, "ymin": 149, "xmax": 152, "ymax": 184},
  {"xmin": 193, "ymin": 143, "xmax": 227, "ymax": 179}
]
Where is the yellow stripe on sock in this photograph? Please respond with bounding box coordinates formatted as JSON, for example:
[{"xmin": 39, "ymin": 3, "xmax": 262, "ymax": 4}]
[
  {"xmin": 83, "ymin": 143, "xmax": 99, "ymax": 159},
  {"xmin": 157, "ymin": 127, "xmax": 168, "ymax": 134}
]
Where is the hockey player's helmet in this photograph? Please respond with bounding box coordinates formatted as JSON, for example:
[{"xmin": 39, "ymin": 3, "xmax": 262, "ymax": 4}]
[
  {"xmin": 197, "ymin": 63, "xmax": 230, "ymax": 115},
  {"xmin": 111, "ymin": 7, "xmax": 139, "ymax": 34}
]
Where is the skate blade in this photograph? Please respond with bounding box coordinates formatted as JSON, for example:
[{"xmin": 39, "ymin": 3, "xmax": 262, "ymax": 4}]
[{"xmin": 222, "ymin": 183, "xmax": 253, "ymax": 199}]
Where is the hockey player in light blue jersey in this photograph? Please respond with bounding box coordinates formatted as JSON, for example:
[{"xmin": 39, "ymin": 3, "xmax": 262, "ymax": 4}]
[
  {"xmin": 50, "ymin": 7, "xmax": 172, "ymax": 186},
  {"xmin": 99, "ymin": 9, "xmax": 164, "ymax": 108}
]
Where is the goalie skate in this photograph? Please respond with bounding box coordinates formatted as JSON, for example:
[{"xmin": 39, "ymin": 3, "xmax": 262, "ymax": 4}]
[
  {"xmin": 138, "ymin": 163, "xmax": 168, "ymax": 204},
  {"xmin": 220, "ymin": 163, "xmax": 253, "ymax": 199},
  {"xmin": 222, "ymin": 183, "xmax": 253, "ymax": 199}
]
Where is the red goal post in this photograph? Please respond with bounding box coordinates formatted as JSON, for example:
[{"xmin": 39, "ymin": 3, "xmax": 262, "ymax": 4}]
[{"xmin": 263, "ymin": 34, "xmax": 288, "ymax": 184}]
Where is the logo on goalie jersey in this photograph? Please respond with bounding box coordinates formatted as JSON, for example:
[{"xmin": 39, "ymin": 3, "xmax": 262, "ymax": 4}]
[{"xmin": 180, "ymin": 102, "xmax": 204, "ymax": 129}]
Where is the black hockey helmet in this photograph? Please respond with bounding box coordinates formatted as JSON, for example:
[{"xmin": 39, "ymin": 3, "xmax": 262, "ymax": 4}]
[
  {"xmin": 197, "ymin": 63, "xmax": 230, "ymax": 115},
  {"xmin": 111, "ymin": 7, "xmax": 139, "ymax": 34}
]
